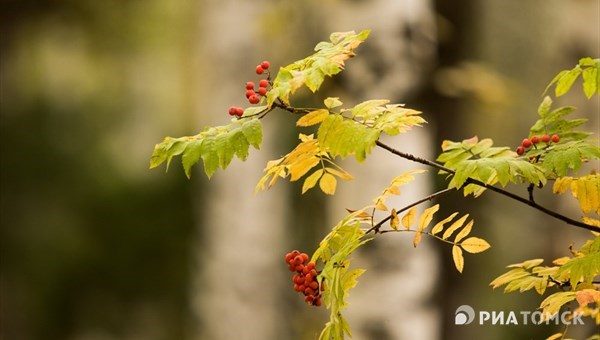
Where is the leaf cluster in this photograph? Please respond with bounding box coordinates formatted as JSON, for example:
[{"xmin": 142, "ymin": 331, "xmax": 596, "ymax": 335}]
[
  {"xmin": 491, "ymin": 235, "xmax": 600, "ymax": 324},
  {"xmin": 437, "ymin": 136, "xmax": 546, "ymax": 196},
  {"xmin": 150, "ymin": 118, "xmax": 262, "ymax": 178}
]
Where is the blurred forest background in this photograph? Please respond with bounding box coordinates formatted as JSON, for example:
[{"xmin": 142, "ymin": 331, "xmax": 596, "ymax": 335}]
[{"xmin": 1, "ymin": 1, "xmax": 598, "ymax": 339}]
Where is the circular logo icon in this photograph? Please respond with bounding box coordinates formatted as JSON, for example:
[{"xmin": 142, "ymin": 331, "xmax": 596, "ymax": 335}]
[{"xmin": 455, "ymin": 305, "xmax": 475, "ymax": 325}]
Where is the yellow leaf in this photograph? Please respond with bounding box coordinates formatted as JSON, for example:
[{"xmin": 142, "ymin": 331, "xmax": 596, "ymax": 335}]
[
  {"xmin": 431, "ymin": 212, "xmax": 458, "ymax": 235},
  {"xmin": 454, "ymin": 220, "xmax": 473, "ymax": 243},
  {"xmin": 325, "ymin": 167, "xmax": 353, "ymax": 180},
  {"xmin": 545, "ymin": 333, "xmax": 564, "ymax": 340},
  {"xmin": 552, "ymin": 176, "xmax": 573, "ymax": 194},
  {"xmin": 401, "ymin": 207, "xmax": 417, "ymax": 230},
  {"xmin": 319, "ymin": 173, "xmax": 337, "ymax": 195},
  {"xmin": 296, "ymin": 109, "xmax": 330, "ymax": 127},
  {"xmin": 289, "ymin": 157, "xmax": 320, "ymax": 181},
  {"xmin": 390, "ymin": 169, "xmax": 427, "ymax": 186},
  {"xmin": 417, "ymin": 204, "xmax": 439, "ymax": 232},
  {"xmin": 302, "ymin": 169, "xmax": 324, "ymax": 194},
  {"xmin": 552, "ymin": 256, "xmax": 570, "ymax": 266},
  {"xmin": 443, "ymin": 214, "xmax": 469, "ymax": 240},
  {"xmin": 413, "ymin": 230, "xmax": 422, "ymax": 248},
  {"xmin": 460, "ymin": 237, "xmax": 491, "ymax": 254},
  {"xmin": 390, "ymin": 209, "xmax": 399, "ymax": 230},
  {"xmin": 452, "ymin": 245, "xmax": 464, "ymax": 273},
  {"xmin": 374, "ymin": 201, "xmax": 388, "ymax": 211},
  {"xmin": 386, "ymin": 185, "xmax": 400, "ymax": 195},
  {"xmin": 582, "ymin": 216, "xmax": 600, "ymax": 227}
]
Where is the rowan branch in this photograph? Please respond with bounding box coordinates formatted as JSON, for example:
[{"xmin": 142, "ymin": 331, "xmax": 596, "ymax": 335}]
[{"xmin": 375, "ymin": 140, "xmax": 599, "ymax": 233}]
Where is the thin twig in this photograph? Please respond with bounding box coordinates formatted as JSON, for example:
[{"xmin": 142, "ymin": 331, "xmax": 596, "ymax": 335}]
[
  {"xmin": 375, "ymin": 140, "xmax": 599, "ymax": 233},
  {"xmin": 365, "ymin": 188, "xmax": 454, "ymax": 234}
]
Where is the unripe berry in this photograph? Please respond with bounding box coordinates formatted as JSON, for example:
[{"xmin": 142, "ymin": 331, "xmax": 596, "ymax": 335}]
[
  {"xmin": 228, "ymin": 107, "xmax": 237, "ymax": 116},
  {"xmin": 522, "ymin": 139, "xmax": 532, "ymax": 148},
  {"xmin": 541, "ymin": 135, "xmax": 550, "ymax": 143},
  {"xmin": 248, "ymin": 95, "xmax": 260, "ymax": 104},
  {"xmin": 245, "ymin": 82, "xmax": 255, "ymax": 90},
  {"xmin": 552, "ymin": 134, "xmax": 560, "ymax": 143},
  {"xmin": 516, "ymin": 146, "xmax": 525, "ymax": 156},
  {"xmin": 260, "ymin": 61, "xmax": 270, "ymax": 70},
  {"xmin": 255, "ymin": 65, "xmax": 264, "ymax": 74},
  {"xmin": 259, "ymin": 79, "xmax": 269, "ymax": 88},
  {"xmin": 258, "ymin": 87, "xmax": 267, "ymax": 96},
  {"xmin": 531, "ymin": 136, "xmax": 540, "ymax": 144}
]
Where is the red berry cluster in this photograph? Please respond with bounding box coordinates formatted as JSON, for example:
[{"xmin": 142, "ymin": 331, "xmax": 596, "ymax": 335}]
[
  {"xmin": 516, "ymin": 134, "xmax": 560, "ymax": 155},
  {"xmin": 285, "ymin": 250, "xmax": 323, "ymax": 307},
  {"xmin": 227, "ymin": 61, "xmax": 272, "ymax": 117}
]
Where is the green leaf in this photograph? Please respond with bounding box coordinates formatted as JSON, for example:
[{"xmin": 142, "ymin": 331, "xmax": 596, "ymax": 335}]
[
  {"xmin": 555, "ymin": 66, "xmax": 582, "ymax": 97},
  {"xmin": 318, "ymin": 114, "xmax": 380, "ymax": 162},
  {"xmin": 582, "ymin": 66, "xmax": 598, "ymax": 99},
  {"xmin": 537, "ymin": 96, "xmax": 553, "ymax": 117},
  {"xmin": 198, "ymin": 137, "xmax": 218, "ymax": 178},
  {"xmin": 241, "ymin": 118, "xmax": 262, "ymax": 149},
  {"xmin": 540, "ymin": 292, "xmax": 577, "ymax": 317},
  {"xmin": 542, "ymin": 141, "xmax": 600, "ymax": 176},
  {"xmin": 324, "ymin": 97, "xmax": 343, "ymax": 109},
  {"xmin": 182, "ymin": 139, "xmax": 203, "ymax": 179}
]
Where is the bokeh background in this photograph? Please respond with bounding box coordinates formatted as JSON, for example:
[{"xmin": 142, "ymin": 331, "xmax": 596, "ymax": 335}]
[{"xmin": 1, "ymin": 1, "xmax": 598, "ymax": 339}]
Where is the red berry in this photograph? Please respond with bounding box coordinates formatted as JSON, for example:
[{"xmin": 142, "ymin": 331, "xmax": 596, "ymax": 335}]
[
  {"xmin": 288, "ymin": 263, "xmax": 296, "ymax": 272},
  {"xmin": 522, "ymin": 139, "xmax": 532, "ymax": 148},
  {"xmin": 552, "ymin": 135, "xmax": 560, "ymax": 143},
  {"xmin": 259, "ymin": 79, "xmax": 269, "ymax": 88},
  {"xmin": 294, "ymin": 284, "xmax": 301, "ymax": 292},
  {"xmin": 304, "ymin": 274, "xmax": 312, "ymax": 282},
  {"xmin": 245, "ymin": 82, "xmax": 255, "ymax": 90},
  {"xmin": 297, "ymin": 284, "xmax": 305, "ymax": 292},
  {"xmin": 255, "ymin": 65, "xmax": 264, "ymax": 74},
  {"xmin": 541, "ymin": 135, "xmax": 550, "ymax": 143},
  {"xmin": 313, "ymin": 298, "xmax": 322, "ymax": 306},
  {"xmin": 235, "ymin": 107, "xmax": 244, "ymax": 117},
  {"xmin": 293, "ymin": 256, "xmax": 303, "ymax": 265},
  {"xmin": 285, "ymin": 252, "xmax": 293, "ymax": 263},
  {"xmin": 531, "ymin": 136, "xmax": 540, "ymax": 144},
  {"xmin": 307, "ymin": 262, "xmax": 316, "ymax": 270},
  {"xmin": 302, "ymin": 267, "xmax": 309, "ymax": 275},
  {"xmin": 516, "ymin": 146, "xmax": 525, "ymax": 156},
  {"xmin": 320, "ymin": 283, "xmax": 325, "ymax": 291},
  {"xmin": 304, "ymin": 295, "xmax": 314, "ymax": 304},
  {"xmin": 294, "ymin": 264, "xmax": 304, "ymax": 272},
  {"xmin": 248, "ymin": 95, "xmax": 260, "ymax": 104},
  {"xmin": 309, "ymin": 281, "xmax": 319, "ymax": 290},
  {"xmin": 300, "ymin": 253, "xmax": 309, "ymax": 264},
  {"xmin": 258, "ymin": 87, "xmax": 267, "ymax": 96},
  {"xmin": 260, "ymin": 61, "xmax": 270, "ymax": 70},
  {"xmin": 304, "ymin": 287, "xmax": 315, "ymax": 296},
  {"xmin": 228, "ymin": 107, "xmax": 237, "ymax": 116},
  {"xmin": 245, "ymin": 90, "xmax": 255, "ymax": 99}
]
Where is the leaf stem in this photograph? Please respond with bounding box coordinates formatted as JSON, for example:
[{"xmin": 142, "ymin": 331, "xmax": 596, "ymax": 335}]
[
  {"xmin": 378, "ymin": 228, "xmax": 457, "ymax": 246},
  {"xmin": 375, "ymin": 140, "xmax": 599, "ymax": 233}
]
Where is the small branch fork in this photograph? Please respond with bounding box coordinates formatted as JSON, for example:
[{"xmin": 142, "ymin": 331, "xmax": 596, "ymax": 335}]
[{"xmin": 374, "ymin": 141, "xmax": 599, "ymax": 233}]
